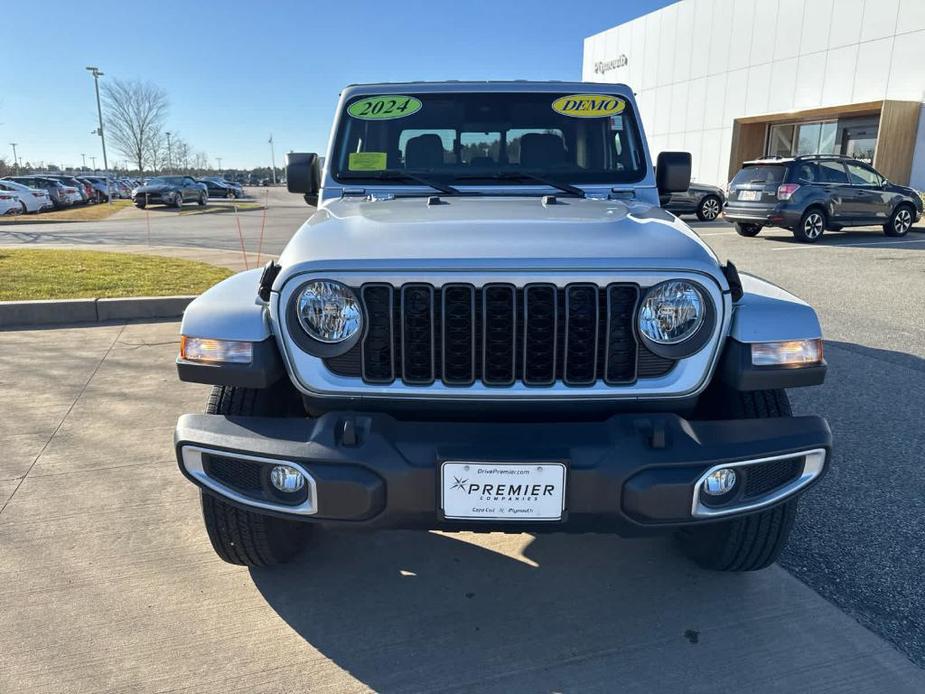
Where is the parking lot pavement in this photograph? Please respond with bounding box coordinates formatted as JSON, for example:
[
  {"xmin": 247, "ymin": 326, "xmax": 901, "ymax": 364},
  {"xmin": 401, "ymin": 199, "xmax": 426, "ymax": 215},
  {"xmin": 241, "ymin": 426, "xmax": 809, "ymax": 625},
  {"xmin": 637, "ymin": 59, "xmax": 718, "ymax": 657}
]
[
  {"xmin": 0, "ymin": 187, "xmax": 308, "ymax": 258},
  {"xmin": 0, "ymin": 321, "xmax": 923, "ymax": 693},
  {"xmin": 693, "ymin": 221, "xmax": 925, "ymax": 666}
]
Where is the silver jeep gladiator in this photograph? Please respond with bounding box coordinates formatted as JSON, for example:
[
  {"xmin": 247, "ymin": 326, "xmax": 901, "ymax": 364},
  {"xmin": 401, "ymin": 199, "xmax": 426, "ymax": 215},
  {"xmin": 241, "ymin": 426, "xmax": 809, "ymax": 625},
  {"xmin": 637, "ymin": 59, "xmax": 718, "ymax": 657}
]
[{"xmin": 174, "ymin": 82, "xmax": 831, "ymax": 572}]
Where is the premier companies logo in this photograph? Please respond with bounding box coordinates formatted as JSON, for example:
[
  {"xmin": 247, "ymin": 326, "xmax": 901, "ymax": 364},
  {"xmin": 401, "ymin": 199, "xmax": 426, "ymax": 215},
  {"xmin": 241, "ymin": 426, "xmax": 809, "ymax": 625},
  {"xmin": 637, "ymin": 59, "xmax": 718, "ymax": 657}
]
[{"xmin": 594, "ymin": 54, "xmax": 628, "ymax": 76}]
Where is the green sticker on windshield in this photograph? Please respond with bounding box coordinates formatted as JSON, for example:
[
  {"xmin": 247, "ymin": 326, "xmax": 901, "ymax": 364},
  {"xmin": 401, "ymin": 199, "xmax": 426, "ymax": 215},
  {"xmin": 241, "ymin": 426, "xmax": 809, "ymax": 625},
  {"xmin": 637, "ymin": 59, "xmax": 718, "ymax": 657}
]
[
  {"xmin": 347, "ymin": 95, "xmax": 422, "ymax": 120},
  {"xmin": 348, "ymin": 152, "xmax": 387, "ymax": 171}
]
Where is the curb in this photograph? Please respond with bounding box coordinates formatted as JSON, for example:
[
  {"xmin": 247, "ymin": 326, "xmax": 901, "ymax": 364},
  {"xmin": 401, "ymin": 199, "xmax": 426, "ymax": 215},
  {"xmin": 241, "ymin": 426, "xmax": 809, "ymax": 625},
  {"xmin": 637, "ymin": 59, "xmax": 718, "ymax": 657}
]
[{"xmin": 0, "ymin": 295, "xmax": 195, "ymax": 329}]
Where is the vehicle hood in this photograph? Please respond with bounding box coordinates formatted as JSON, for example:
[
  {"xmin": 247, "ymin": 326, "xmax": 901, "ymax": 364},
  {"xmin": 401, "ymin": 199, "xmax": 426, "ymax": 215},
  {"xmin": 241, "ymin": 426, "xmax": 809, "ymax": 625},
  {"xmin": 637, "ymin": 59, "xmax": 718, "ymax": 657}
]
[
  {"xmin": 276, "ymin": 195, "xmax": 724, "ymax": 286},
  {"xmin": 135, "ymin": 183, "xmax": 175, "ymax": 193}
]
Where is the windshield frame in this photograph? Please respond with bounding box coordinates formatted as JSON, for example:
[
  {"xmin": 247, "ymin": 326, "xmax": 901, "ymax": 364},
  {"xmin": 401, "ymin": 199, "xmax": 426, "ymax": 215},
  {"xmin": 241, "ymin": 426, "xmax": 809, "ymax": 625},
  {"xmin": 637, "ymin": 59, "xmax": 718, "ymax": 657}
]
[{"xmin": 327, "ymin": 87, "xmax": 649, "ymax": 191}]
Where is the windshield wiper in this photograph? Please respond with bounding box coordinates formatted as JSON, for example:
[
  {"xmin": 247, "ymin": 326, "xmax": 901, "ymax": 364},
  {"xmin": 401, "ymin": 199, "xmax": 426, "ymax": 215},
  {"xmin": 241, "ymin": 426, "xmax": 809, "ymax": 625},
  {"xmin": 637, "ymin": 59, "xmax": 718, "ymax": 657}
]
[
  {"xmin": 339, "ymin": 171, "xmax": 460, "ymax": 195},
  {"xmin": 454, "ymin": 172, "xmax": 585, "ymax": 198}
]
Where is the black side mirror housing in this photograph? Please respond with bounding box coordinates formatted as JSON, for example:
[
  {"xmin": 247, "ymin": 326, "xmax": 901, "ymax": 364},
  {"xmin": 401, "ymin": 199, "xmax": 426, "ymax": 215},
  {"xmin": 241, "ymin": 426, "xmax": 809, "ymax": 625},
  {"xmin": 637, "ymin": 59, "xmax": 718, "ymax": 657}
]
[
  {"xmin": 656, "ymin": 151, "xmax": 692, "ymax": 194},
  {"xmin": 287, "ymin": 153, "xmax": 320, "ymax": 202}
]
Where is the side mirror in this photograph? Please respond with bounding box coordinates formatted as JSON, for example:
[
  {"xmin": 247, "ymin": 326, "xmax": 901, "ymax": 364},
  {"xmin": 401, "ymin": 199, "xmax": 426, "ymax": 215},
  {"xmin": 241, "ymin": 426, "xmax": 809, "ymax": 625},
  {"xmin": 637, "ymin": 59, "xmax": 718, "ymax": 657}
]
[
  {"xmin": 655, "ymin": 151, "xmax": 692, "ymax": 194},
  {"xmin": 287, "ymin": 152, "xmax": 320, "ymax": 199}
]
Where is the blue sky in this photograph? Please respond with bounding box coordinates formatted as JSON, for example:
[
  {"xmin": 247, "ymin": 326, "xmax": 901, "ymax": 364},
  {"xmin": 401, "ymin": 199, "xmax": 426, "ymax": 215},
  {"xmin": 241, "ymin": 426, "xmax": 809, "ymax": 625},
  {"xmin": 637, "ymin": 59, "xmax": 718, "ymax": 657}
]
[{"xmin": 3, "ymin": 0, "xmax": 673, "ymax": 170}]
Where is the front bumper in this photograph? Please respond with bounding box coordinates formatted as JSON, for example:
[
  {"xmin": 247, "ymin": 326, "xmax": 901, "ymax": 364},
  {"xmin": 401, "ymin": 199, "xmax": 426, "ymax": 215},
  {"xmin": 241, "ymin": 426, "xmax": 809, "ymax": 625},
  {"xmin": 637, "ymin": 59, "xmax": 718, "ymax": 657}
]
[{"xmin": 175, "ymin": 411, "xmax": 831, "ymax": 535}]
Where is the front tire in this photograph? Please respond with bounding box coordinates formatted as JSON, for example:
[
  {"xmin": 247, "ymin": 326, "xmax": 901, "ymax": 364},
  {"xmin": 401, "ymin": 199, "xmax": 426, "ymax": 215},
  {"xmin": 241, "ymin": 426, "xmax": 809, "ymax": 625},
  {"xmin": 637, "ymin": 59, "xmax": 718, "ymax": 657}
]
[
  {"xmin": 198, "ymin": 192, "xmax": 207, "ymax": 206},
  {"xmin": 696, "ymin": 195, "xmax": 722, "ymax": 221},
  {"xmin": 173, "ymin": 193, "xmax": 183, "ymax": 209},
  {"xmin": 198, "ymin": 385, "xmax": 311, "ymax": 567},
  {"xmin": 794, "ymin": 208, "xmax": 825, "ymax": 243},
  {"xmin": 734, "ymin": 222, "xmax": 761, "ymax": 237},
  {"xmin": 884, "ymin": 204, "xmax": 914, "ymax": 237},
  {"xmin": 677, "ymin": 389, "xmax": 799, "ymax": 572}
]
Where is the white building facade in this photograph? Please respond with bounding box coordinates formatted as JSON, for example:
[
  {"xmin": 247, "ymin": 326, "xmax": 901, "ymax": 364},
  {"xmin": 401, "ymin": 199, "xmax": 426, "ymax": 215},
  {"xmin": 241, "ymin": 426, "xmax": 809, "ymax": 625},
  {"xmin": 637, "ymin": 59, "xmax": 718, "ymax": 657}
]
[{"xmin": 583, "ymin": 0, "xmax": 925, "ymax": 188}]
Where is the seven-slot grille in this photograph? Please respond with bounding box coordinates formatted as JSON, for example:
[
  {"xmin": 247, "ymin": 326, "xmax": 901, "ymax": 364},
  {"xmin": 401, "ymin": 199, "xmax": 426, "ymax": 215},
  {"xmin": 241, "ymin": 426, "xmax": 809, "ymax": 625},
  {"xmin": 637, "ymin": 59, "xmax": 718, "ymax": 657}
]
[{"xmin": 324, "ymin": 283, "xmax": 676, "ymax": 387}]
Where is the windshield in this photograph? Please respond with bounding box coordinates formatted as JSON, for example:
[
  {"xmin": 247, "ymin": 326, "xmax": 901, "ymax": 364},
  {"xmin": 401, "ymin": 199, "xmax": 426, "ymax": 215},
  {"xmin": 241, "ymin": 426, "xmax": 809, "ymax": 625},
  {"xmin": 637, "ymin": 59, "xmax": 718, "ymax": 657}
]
[
  {"xmin": 149, "ymin": 176, "xmax": 184, "ymax": 185},
  {"xmin": 330, "ymin": 91, "xmax": 646, "ymax": 188}
]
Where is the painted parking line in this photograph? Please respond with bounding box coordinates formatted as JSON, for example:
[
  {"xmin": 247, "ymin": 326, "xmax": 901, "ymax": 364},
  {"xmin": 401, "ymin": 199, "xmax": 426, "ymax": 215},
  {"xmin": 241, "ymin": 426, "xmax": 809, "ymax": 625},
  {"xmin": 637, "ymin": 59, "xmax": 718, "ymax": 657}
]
[
  {"xmin": 771, "ymin": 237, "xmax": 925, "ymax": 251},
  {"xmin": 697, "ymin": 231, "xmax": 736, "ymax": 237}
]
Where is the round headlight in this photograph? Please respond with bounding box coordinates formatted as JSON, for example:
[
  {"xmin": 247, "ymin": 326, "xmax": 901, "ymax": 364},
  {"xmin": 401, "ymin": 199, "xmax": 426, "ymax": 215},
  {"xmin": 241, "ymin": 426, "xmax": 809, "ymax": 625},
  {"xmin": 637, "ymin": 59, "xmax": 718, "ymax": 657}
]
[
  {"xmin": 638, "ymin": 280, "xmax": 705, "ymax": 345},
  {"xmin": 296, "ymin": 280, "xmax": 362, "ymax": 343}
]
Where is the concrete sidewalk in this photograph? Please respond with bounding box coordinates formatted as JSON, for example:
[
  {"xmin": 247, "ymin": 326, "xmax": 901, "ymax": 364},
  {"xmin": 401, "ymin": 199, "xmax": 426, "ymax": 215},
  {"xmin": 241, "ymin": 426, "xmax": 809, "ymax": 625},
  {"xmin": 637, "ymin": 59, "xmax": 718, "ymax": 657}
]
[{"xmin": 0, "ymin": 322, "xmax": 922, "ymax": 693}]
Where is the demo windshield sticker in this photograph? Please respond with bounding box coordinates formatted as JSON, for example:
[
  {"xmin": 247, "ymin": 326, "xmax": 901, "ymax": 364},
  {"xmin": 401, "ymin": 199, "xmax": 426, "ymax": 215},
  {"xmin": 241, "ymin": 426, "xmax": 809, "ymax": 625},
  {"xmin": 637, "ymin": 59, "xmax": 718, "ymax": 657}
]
[
  {"xmin": 552, "ymin": 94, "xmax": 626, "ymax": 118},
  {"xmin": 348, "ymin": 152, "xmax": 387, "ymax": 171},
  {"xmin": 347, "ymin": 95, "xmax": 422, "ymax": 120}
]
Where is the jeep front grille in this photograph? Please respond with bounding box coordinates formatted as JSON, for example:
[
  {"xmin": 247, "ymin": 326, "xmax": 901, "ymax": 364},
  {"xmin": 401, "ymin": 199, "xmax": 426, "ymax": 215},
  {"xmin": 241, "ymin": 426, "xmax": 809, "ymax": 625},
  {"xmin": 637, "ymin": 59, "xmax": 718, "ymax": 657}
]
[{"xmin": 324, "ymin": 283, "xmax": 675, "ymax": 386}]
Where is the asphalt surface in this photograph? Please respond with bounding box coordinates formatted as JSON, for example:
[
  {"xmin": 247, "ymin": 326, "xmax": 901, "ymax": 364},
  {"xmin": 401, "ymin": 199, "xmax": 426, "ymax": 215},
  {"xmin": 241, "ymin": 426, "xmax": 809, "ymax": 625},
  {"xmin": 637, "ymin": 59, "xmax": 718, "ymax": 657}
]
[
  {"xmin": 1, "ymin": 194, "xmax": 924, "ymax": 688},
  {"xmin": 0, "ymin": 187, "xmax": 305, "ymax": 256},
  {"xmin": 695, "ymin": 220, "xmax": 925, "ymax": 666},
  {"xmin": 1, "ymin": 322, "xmax": 922, "ymax": 693}
]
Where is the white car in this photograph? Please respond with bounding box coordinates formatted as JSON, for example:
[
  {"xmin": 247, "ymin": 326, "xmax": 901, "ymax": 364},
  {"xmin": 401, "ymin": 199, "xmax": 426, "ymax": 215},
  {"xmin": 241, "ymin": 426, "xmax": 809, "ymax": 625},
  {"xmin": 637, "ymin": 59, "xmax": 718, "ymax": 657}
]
[
  {"xmin": 0, "ymin": 179, "xmax": 53, "ymax": 213},
  {"xmin": 0, "ymin": 191, "xmax": 23, "ymax": 216}
]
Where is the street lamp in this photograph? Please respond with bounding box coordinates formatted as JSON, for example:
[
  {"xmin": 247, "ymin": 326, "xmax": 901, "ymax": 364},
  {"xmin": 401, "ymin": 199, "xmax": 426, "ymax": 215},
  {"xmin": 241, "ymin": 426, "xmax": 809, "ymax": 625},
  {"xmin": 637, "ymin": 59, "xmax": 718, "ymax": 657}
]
[
  {"xmin": 86, "ymin": 66, "xmax": 110, "ymax": 201},
  {"xmin": 216, "ymin": 157, "xmax": 223, "ymax": 173},
  {"xmin": 268, "ymin": 134, "xmax": 277, "ymax": 184},
  {"xmin": 9, "ymin": 143, "xmax": 18, "ymax": 172},
  {"xmin": 166, "ymin": 131, "xmax": 172, "ymax": 173},
  {"xmin": 81, "ymin": 153, "xmax": 87, "ymax": 168}
]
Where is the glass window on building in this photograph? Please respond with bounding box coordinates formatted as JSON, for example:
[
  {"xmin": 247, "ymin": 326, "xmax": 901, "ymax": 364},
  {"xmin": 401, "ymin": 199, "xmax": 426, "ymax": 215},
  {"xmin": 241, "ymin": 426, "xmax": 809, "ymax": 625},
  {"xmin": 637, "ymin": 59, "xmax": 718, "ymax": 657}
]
[
  {"xmin": 768, "ymin": 120, "xmax": 838, "ymax": 157},
  {"xmin": 768, "ymin": 124, "xmax": 794, "ymax": 157}
]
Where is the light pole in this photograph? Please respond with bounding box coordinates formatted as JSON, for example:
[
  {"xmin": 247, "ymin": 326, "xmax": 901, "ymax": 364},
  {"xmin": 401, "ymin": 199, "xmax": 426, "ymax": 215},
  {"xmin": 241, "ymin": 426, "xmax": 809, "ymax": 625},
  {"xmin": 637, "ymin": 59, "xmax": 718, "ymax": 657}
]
[
  {"xmin": 86, "ymin": 66, "xmax": 110, "ymax": 203},
  {"xmin": 268, "ymin": 134, "xmax": 277, "ymax": 184},
  {"xmin": 9, "ymin": 143, "xmax": 18, "ymax": 172},
  {"xmin": 90, "ymin": 156, "xmax": 96, "ymax": 170},
  {"xmin": 216, "ymin": 157, "xmax": 222, "ymax": 173},
  {"xmin": 81, "ymin": 153, "xmax": 87, "ymax": 168},
  {"xmin": 166, "ymin": 131, "xmax": 172, "ymax": 173}
]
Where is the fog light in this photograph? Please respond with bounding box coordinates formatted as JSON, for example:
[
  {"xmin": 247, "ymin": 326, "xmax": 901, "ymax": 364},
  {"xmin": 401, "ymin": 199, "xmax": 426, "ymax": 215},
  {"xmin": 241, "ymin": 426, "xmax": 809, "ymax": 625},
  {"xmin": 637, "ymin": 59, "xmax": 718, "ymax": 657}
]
[
  {"xmin": 270, "ymin": 465, "xmax": 305, "ymax": 493},
  {"xmin": 702, "ymin": 468, "xmax": 737, "ymax": 496}
]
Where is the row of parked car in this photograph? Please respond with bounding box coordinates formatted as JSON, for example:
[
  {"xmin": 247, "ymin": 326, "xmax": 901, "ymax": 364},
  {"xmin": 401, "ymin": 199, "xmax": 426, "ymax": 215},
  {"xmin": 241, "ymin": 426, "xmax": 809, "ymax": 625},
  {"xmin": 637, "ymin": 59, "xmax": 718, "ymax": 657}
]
[
  {"xmin": 0, "ymin": 174, "xmax": 140, "ymax": 215},
  {"xmin": 0, "ymin": 173, "xmax": 250, "ymax": 216},
  {"xmin": 132, "ymin": 176, "xmax": 245, "ymax": 208}
]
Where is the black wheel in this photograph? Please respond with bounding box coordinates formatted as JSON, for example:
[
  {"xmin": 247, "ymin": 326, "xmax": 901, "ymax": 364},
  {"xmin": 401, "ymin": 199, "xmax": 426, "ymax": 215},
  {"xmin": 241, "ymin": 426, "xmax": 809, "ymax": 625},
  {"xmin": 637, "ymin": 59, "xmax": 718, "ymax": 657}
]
[
  {"xmin": 884, "ymin": 204, "xmax": 914, "ymax": 237},
  {"xmin": 696, "ymin": 195, "xmax": 722, "ymax": 221},
  {"xmin": 794, "ymin": 208, "xmax": 825, "ymax": 243},
  {"xmin": 198, "ymin": 192, "xmax": 207, "ymax": 206},
  {"xmin": 20, "ymin": 201, "xmax": 28, "ymax": 215},
  {"xmin": 135, "ymin": 200, "xmax": 146, "ymax": 209},
  {"xmin": 173, "ymin": 193, "xmax": 183, "ymax": 209},
  {"xmin": 677, "ymin": 389, "xmax": 799, "ymax": 572},
  {"xmin": 734, "ymin": 222, "xmax": 761, "ymax": 237},
  {"xmin": 226, "ymin": 190, "xmax": 235, "ymax": 199},
  {"xmin": 198, "ymin": 385, "xmax": 311, "ymax": 567}
]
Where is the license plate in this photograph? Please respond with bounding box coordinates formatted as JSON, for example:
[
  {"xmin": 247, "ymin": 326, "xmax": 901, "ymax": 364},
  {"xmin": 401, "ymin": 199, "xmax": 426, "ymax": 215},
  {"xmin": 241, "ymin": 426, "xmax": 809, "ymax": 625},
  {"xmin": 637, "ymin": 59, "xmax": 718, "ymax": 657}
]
[
  {"xmin": 440, "ymin": 462, "xmax": 566, "ymax": 521},
  {"xmin": 739, "ymin": 190, "xmax": 760, "ymax": 201}
]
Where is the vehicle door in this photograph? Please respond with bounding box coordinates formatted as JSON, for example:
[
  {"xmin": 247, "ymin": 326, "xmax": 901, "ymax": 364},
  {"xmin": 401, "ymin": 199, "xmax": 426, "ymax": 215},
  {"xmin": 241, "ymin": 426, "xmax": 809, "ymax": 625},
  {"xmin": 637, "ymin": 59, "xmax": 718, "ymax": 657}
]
[
  {"xmin": 845, "ymin": 162, "xmax": 889, "ymax": 223},
  {"xmin": 814, "ymin": 160, "xmax": 853, "ymax": 222},
  {"xmin": 182, "ymin": 177, "xmax": 198, "ymax": 201}
]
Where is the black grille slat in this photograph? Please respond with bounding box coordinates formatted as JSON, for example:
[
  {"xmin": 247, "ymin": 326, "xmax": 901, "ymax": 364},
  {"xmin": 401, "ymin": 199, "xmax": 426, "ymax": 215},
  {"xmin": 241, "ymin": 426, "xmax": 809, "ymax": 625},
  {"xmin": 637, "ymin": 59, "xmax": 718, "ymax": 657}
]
[
  {"xmin": 605, "ymin": 285, "xmax": 640, "ymax": 383},
  {"xmin": 482, "ymin": 284, "xmax": 517, "ymax": 385},
  {"xmin": 324, "ymin": 281, "xmax": 680, "ymax": 386},
  {"xmin": 563, "ymin": 284, "xmax": 599, "ymax": 385},
  {"xmin": 442, "ymin": 284, "xmax": 476, "ymax": 385},
  {"xmin": 361, "ymin": 284, "xmax": 394, "ymax": 383},
  {"xmin": 523, "ymin": 284, "xmax": 557, "ymax": 385},
  {"xmin": 401, "ymin": 284, "xmax": 435, "ymax": 384}
]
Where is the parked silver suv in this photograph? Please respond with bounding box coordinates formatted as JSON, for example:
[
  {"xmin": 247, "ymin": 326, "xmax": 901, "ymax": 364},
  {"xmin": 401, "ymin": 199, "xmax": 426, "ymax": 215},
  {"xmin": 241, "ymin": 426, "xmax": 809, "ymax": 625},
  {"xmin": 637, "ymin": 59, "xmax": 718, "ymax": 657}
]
[{"xmin": 174, "ymin": 82, "xmax": 831, "ymax": 572}]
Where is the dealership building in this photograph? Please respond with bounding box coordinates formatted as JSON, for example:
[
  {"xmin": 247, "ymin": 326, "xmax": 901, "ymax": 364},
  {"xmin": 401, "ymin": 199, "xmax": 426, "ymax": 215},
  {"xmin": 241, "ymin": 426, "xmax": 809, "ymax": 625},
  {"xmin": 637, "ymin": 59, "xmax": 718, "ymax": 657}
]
[{"xmin": 583, "ymin": 0, "xmax": 925, "ymax": 188}]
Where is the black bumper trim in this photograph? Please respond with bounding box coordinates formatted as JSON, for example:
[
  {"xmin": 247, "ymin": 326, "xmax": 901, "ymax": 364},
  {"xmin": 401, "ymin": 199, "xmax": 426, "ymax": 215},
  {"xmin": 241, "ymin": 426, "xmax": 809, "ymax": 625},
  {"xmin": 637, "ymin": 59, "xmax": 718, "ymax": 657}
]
[{"xmin": 175, "ymin": 410, "xmax": 831, "ymax": 535}]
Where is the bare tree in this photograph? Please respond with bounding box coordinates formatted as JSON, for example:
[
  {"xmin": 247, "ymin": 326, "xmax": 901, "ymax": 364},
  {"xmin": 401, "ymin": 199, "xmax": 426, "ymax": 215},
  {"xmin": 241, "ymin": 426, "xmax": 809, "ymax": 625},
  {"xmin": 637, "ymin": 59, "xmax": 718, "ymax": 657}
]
[{"xmin": 102, "ymin": 78, "xmax": 168, "ymax": 175}]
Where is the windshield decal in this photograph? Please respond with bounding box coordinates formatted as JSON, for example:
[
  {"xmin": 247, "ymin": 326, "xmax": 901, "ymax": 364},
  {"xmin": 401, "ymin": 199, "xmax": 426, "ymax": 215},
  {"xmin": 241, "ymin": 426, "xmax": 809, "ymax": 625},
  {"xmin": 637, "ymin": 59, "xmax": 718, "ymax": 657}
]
[
  {"xmin": 348, "ymin": 152, "xmax": 388, "ymax": 171},
  {"xmin": 552, "ymin": 94, "xmax": 626, "ymax": 118},
  {"xmin": 347, "ymin": 95, "xmax": 422, "ymax": 120}
]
